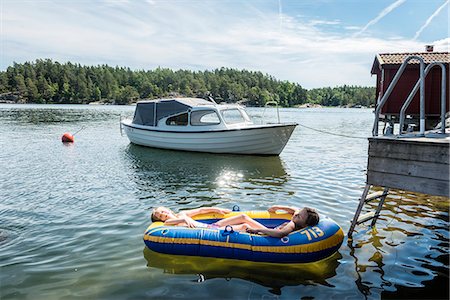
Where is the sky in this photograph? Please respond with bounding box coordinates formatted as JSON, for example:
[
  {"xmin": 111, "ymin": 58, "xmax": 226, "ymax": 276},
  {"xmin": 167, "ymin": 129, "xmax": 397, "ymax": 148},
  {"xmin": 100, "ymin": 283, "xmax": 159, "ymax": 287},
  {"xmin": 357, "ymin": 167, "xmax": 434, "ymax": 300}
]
[{"xmin": 1, "ymin": 0, "xmax": 449, "ymax": 88}]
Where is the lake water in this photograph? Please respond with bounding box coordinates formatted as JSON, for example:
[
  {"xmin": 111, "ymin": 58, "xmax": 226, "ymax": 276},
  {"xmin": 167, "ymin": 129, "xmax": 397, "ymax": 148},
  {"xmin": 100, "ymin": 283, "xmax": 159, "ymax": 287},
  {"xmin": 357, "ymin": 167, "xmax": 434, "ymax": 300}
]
[{"xmin": 0, "ymin": 104, "xmax": 448, "ymax": 299}]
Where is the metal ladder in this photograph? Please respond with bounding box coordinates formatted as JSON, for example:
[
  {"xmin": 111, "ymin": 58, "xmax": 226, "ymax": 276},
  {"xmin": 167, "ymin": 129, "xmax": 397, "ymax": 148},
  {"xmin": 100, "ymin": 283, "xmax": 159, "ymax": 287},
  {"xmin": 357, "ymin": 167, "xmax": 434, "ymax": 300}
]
[
  {"xmin": 373, "ymin": 55, "xmax": 447, "ymax": 137},
  {"xmin": 347, "ymin": 184, "xmax": 389, "ymax": 238}
]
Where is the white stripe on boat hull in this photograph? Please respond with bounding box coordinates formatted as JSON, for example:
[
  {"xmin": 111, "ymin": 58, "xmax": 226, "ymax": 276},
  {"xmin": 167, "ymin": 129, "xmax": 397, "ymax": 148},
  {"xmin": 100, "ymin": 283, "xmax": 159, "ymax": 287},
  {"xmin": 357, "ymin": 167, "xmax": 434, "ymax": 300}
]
[{"xmin": 122, "ymin": 124, "xmax": 296, "ymax": 155}]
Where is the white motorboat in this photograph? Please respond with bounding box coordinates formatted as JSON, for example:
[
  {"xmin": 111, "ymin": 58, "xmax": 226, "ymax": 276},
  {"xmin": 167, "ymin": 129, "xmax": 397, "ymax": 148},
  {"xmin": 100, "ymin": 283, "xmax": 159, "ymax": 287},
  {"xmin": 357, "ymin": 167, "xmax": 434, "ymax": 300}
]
[{"xmin": 120, "ymin": 98, "xmax": 297, "ymax": 155}]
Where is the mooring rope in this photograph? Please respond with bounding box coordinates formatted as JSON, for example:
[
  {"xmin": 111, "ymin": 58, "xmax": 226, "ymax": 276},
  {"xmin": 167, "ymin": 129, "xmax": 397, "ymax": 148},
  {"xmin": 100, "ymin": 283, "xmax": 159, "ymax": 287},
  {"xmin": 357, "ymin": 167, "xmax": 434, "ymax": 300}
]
[
  {"xmin": 297, "ymin": 123, "xmax": 368, "ymax": 140},
  {"xmin": 72, "ymin": 126, "xmax": 86, "ymax": 136}
]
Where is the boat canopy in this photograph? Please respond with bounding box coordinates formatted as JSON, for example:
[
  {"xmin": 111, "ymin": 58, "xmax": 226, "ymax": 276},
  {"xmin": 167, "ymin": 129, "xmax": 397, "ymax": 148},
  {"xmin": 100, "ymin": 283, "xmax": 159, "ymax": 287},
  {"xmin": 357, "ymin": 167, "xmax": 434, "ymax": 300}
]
[{"xmin": 133, "ymin": 98, "xmax": 213, "ymax": 126}]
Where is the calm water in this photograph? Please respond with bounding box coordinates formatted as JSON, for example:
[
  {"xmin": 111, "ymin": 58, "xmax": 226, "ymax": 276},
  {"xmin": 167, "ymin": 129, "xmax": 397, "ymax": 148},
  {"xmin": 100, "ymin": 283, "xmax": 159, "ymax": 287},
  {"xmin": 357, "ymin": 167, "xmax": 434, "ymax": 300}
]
[{"xmin": 0, "ymin": 104, "xmax": 448, "ymax": 299}]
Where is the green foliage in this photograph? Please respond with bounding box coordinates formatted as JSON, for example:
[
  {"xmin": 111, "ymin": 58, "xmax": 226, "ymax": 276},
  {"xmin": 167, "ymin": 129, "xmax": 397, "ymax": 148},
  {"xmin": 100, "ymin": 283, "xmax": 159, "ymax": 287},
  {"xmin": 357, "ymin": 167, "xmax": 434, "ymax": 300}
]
[
  {"xmin": 0, "ymin": 59, "xmax": 375, "ymax": 106},
  {"xmin": 306, "ymin": 85, "xmax": 375, "ymax": 107},
  {"xmin": 115, "ymin": 85, "xmax": 139, "ymax": 104}
]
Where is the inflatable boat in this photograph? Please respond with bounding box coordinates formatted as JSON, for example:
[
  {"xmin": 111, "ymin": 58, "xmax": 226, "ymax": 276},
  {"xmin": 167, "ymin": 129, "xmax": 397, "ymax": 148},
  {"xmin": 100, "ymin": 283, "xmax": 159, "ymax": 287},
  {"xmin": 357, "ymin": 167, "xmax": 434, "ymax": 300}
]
[{"xmin": 143, "ymin": 211, "xmax": 344, "ymax": 263}]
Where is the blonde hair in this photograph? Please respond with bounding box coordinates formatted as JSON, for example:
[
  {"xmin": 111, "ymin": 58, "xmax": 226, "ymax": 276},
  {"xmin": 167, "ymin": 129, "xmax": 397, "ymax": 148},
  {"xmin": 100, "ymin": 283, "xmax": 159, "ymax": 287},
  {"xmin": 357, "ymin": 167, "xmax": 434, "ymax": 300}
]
[{"xmin": 151, "ymin": 207, "xmax": 172, "ymax": 222}]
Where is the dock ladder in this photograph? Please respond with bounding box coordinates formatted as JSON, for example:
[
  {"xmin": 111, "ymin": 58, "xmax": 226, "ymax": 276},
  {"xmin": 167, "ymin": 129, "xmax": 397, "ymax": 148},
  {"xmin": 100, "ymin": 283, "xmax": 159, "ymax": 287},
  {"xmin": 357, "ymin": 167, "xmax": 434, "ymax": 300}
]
[
  {"xmin": 348, "ymin": 53, "xmax": 448, "ymax": 238},
  {"xmin": 348, "ymin": 185, "xmax": 389, "ymax": 238}
]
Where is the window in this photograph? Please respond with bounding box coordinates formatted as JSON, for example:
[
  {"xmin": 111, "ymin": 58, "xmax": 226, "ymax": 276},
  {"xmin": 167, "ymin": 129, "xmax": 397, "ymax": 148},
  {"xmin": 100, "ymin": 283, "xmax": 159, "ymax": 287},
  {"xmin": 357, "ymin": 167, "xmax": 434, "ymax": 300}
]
[
  {"xmin": 221, "ymin": 109, "xmax": 247, "ymax": 124},
  {"xmin": 166, "ymin": 113, "xmax": 188, "ymax": 126},
  {"xmin": 133, "ymin": 102, "xmax": 155, "ymax": 126},
  {"xmin": 190, "ymin": 110, "xmax": 221, "ymax": 126}
]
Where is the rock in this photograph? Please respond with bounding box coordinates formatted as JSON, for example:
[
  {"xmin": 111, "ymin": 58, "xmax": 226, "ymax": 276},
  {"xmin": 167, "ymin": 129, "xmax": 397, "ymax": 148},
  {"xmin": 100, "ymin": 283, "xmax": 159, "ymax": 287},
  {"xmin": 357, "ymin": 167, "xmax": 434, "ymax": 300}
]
[{"xmin": 0, "ymin": 92, "xmax": 21, "ymax": 103}]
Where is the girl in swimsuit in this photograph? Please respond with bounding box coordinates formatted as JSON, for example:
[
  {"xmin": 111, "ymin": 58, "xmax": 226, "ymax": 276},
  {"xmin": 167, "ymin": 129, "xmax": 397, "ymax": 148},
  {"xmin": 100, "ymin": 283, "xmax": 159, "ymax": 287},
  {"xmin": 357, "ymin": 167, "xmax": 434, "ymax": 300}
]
[
  {"xmin": 151, "ymin": 206, "xmax": 267, "ymax": 232},
  {"xmin": 151, "ymin": 205, "xmax": 319, "ymax": 237},
  {"xmin": 246, "ymin": 205, "xmax": 319, "ymax": 238}
]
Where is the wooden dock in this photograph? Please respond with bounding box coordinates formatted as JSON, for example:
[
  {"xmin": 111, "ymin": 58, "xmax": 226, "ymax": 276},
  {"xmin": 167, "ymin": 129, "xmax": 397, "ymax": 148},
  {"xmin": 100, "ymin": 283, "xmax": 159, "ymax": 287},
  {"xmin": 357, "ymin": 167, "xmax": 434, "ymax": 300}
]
[
  {"xmin": 348, "ymin": 134, "xmax": 449, "ymax": 238},
  {"xmin": 367, "ymin": 135, "xmax": 449, "ymax": 197},
  {"xmin": 348, "ymin": 51, "xmax": 449, "ymax": 238}
]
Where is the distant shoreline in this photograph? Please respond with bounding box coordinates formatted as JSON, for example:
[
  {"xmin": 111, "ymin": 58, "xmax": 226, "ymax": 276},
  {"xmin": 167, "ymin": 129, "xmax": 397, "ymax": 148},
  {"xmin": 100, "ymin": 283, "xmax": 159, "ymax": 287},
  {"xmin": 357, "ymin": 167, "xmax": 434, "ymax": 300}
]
[
  {"xmin": 0, "ymin": 100, "xmax": 372, "ymax": 109},
  {"xmin": 0, "ymin": 59, "xmax": 376, "ymax": 107}
]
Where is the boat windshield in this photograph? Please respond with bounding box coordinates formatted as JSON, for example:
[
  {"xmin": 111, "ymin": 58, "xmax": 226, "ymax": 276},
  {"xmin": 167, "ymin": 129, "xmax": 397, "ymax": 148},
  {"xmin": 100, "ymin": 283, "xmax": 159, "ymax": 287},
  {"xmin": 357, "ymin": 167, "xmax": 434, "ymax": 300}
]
[
  {"xmin": 221, "ymin": 108, "xmax": 251, "ymax": 124},
  {"xmin": 190, "ymin": 110, "xmax": 221, "ymax": 126}
]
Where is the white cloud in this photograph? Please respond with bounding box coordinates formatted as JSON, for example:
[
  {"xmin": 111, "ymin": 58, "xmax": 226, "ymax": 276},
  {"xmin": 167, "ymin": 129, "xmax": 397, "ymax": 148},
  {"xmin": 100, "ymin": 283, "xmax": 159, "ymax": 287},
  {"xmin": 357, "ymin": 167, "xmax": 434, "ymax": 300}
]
[
  {"xmin": 353, "ymin": 0, "xmax": 406, "ymax": 37},
  {"xmin": 0, "ymin": 0, "xmax": 441, "ymax": 88},
  {"xmin": 102, "ymin": 0, "xmax": 131, "ymax": 7},
  {"xmin": 433, "ymin": 37, "xmax": 450, "ymax": 51},
  {"xmin": 309, "ymin": 19, "xmax": 341, "ymax": 26},
  {"xmin": 345, "ymin": 26, "xmax": 361, "ymax": 31},
  {"xmin": 414, "ymin": 0, "xmax": 449, "ymax": 40}
]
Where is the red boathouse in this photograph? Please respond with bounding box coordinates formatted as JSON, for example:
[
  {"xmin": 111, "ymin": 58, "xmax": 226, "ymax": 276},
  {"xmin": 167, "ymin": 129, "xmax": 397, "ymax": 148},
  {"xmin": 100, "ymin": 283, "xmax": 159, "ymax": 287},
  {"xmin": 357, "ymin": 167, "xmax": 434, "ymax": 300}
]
[{"xmin": 371, "ymin": 48, "xmax": 449, "ymax": 127}]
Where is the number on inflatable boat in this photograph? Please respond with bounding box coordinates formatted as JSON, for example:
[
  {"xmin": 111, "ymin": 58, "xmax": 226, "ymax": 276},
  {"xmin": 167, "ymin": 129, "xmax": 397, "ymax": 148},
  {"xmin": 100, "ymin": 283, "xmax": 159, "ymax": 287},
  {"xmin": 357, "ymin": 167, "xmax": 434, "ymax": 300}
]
[
  {"xmin": 312, "ymin": 226, "xmax": 325, "ymax": 237},
  {"xmin": 300, "ymin": 227, "xmax": 325, "ymax": 241}
]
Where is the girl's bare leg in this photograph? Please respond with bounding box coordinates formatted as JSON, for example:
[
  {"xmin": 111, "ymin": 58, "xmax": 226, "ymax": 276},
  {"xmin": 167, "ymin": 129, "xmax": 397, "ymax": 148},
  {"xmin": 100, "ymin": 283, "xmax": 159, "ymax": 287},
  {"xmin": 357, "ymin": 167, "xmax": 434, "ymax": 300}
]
[
  {"xmin": 223, "ymin": 224, "xmax": 250, "ymax": 232},
  {"xmin": 214, "ymin": 214, "xmax": 267, "ymax": 229}
]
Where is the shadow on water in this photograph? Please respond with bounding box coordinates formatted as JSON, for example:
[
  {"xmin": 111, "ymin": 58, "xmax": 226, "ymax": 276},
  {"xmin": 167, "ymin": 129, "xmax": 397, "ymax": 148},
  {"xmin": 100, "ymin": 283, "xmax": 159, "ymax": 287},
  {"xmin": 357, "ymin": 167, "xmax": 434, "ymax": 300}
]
[
  {"xmin": 143, "ymin": 247, "xmax": 342, "ymax": 295},
  {"xmin": 347, "ymin": 189, "xmax": 449, "ymax": 299},
  {"xmin": 123, "ymin": 144, "xmax": 291, "ymax": 206},
  {"xmin": 124, "ymin": 144, "xmax": 288, "ymax": 181}
]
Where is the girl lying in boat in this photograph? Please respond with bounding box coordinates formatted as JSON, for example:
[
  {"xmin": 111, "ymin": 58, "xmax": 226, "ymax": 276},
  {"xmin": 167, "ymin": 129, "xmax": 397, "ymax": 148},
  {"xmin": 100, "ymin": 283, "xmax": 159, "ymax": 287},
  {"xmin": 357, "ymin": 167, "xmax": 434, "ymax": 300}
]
[{"xmin": 151, "ymin": 205, "xmax": 319, "ymax": 238}]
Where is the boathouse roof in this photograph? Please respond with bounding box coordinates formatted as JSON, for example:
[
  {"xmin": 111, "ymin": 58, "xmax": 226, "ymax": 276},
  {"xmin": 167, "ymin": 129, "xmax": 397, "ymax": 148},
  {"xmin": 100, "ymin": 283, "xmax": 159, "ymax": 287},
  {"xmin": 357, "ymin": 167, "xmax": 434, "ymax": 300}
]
[
  {"xmin": 371, "ymin": 52, "xmax": 449, "ymax": 74},
  {"xmin": 370, "ymin": 51, "xmax": 449, "ymax": 116}
]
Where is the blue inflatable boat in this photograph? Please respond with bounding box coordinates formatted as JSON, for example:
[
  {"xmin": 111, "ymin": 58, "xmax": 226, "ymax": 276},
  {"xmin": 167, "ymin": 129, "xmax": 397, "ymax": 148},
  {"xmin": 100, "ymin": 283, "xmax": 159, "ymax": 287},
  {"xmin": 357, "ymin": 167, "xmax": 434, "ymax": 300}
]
[{"xmin": 143, "ymin": 211, "xmax": 344, "ymax": 263}]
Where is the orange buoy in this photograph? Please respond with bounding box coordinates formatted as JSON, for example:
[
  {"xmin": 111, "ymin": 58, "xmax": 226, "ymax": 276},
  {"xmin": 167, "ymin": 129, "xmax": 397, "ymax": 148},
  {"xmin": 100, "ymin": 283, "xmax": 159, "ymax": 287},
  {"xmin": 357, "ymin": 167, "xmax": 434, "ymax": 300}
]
[{"xmin": 61, "ymin": 132, "xmax": 74, "ymax": 143}]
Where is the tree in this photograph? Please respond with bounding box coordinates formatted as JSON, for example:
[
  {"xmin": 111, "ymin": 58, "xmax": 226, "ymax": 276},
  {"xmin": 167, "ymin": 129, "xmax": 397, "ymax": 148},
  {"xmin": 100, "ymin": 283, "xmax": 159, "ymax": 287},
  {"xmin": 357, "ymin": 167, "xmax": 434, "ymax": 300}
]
[
  {"xmin": 115, "ymin": 85, "xmax": 139, "ymax": 104},
  {"xmin": 92, "ymin": 87, "xmax": 101, "ymax": 101},
  {"xmin": 25, "ymin": 78, "xmax": 40, "ymax": 102},
  {"xmin": 37, "ymin": 75, "xmax": 55, "ymax": 101},
  {"xmin": 0, "ymin": 59, "xmax": 375, "ymax": 106},
  {"xmin": 0, "ymin": 72, "xmax": 9, "ymax": 93},
  {"xmin": 14, "ymin": 74, "xmax": 27, "ymax": 95},
  {"xmin": 62, "ymin": 81, "xmax": 72, "ymax": 103}
]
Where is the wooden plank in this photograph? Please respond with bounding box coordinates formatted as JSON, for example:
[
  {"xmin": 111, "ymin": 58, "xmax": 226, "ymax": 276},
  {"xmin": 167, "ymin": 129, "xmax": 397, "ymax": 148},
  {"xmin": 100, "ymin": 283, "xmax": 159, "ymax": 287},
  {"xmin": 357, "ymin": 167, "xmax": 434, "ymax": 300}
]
[
  {"xmin": 368, "ymin": 156, "xmax": 449, "ymax": 180},
  {"xmin": 369, "ymin": 136, "xmax": 450, "ymax": 145},
  {"xmin": 357, "ymin": 212, "xmax": 375, "ymax": 224},
  {"xmin": 368, "ymin": 139, "xmax": 449, "ymax": 164},
  {"xmin": 367, "ymin": 171, "xmax": 449, "ymax": 197},
  {"xmin": 365, "ymin": 191, "xmax": 386, "ymax": 202}
]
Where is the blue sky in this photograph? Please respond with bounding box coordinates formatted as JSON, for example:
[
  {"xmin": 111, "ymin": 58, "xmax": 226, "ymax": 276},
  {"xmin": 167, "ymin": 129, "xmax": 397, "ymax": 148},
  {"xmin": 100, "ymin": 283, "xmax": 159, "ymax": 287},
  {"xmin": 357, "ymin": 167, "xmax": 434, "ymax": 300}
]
[{"xmin": 1, "ymin": 0, "xmax": 448, "ymax": 88}]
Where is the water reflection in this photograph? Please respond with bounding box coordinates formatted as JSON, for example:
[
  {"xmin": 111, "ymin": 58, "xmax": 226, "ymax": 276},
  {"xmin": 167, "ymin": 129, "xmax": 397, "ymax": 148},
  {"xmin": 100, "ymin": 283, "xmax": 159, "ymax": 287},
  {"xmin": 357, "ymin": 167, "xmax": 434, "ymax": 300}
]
[
  {"xmin": 1, "ymin": 105, "xmax": 448, "ymax": 299},
  {"xmin": 124, "ymin": 144, "xmax": 291, "ymax": 207},
  {"xmin": 143, "ymin": 248, "xmax": 342, "ymax": 295},
  {"xmin": 348, "ymin": 189, "xmax": 449, "ymax": 299}
]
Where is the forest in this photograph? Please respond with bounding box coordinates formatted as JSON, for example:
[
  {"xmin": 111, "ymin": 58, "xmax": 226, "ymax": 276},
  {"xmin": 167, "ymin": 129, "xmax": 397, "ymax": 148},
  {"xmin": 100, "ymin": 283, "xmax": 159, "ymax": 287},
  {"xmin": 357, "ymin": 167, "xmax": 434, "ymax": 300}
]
[{"xmin": 0, "ymin": 59, "xmax": 375, "ymax": 107}]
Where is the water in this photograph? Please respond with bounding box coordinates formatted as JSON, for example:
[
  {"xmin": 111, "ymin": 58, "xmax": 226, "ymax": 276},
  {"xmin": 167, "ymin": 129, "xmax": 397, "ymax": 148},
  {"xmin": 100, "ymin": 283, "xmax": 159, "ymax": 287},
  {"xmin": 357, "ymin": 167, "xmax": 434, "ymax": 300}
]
[{"xmin": 0, "ymin": 104, "xmax": 448, "ymax": 299}]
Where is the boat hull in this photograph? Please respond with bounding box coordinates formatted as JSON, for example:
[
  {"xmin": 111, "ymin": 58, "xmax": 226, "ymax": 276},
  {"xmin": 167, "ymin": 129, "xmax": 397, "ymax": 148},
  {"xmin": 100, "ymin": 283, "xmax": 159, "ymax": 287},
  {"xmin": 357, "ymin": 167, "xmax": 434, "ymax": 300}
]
[{"xmin": 121, "ymin": 122, "xmax": 297, "ymax": 155}]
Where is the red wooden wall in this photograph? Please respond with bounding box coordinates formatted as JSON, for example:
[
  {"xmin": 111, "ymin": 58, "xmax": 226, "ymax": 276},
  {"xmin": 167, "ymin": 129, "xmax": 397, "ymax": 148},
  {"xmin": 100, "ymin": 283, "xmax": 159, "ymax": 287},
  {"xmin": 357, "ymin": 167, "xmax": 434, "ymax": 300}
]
[{"xmin": 375, "ymin": 64, "xmax": 449, "ymax": 116}]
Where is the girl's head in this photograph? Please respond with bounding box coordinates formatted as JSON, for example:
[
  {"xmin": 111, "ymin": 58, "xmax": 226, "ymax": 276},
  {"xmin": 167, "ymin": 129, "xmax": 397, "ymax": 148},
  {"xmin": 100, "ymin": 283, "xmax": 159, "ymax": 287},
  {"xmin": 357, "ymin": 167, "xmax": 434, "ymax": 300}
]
[
  {"xmin": 151, "ymin": 206, "xmax": 175, "ymax": 222},
  {"xmin": 292, "ymin": 207, "xmax": 319, "ymax": 229}
]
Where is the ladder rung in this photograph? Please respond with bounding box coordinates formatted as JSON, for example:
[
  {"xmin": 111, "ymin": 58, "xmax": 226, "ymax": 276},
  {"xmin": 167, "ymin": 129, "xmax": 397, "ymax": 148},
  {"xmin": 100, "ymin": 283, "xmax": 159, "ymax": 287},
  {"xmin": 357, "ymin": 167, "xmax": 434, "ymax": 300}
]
[
  {"xmin": 364, "ymin": 191, "xmax": 388, "ymax": 202},
  {"xmin": 356, "ymin": 212, "xmax": 376, "ymax": 224}
]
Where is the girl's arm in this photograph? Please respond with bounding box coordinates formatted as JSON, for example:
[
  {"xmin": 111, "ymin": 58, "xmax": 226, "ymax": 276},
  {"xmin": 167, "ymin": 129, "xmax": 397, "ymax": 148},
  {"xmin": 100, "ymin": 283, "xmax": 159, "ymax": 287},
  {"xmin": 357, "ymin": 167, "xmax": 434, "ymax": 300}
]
[
  {"xmin": 164, "ymin": 215, "xmax": 196, "ymax": 227},
  {"xmin": 163, "ymin": 217, "xmax": 188, "ymax": 226},
  {"xmin": 267, "ymin": 205, "xmax": 299, "ymax": 215},
  {"xmin": 277, "ymin": 221, "xmax": 289, "ymax": 230},
  {"xmin": 246, "ymin": 222, "xmax": 295, "ymax": 238},
  {"xmin": 183, "ymin": 207, "xmax": 231, "ymax": 217}
]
